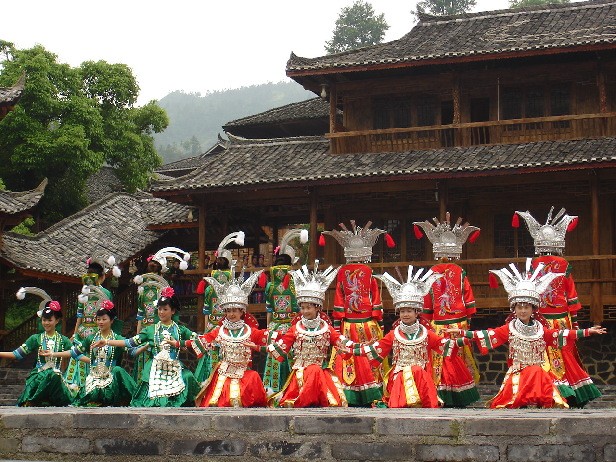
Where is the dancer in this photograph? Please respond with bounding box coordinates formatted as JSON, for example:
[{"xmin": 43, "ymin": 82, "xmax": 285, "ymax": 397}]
[
  {"xmin": 262, "ymin": 228, "xmax": 307, "ymax": 394},
  {"xmin": 513, "ymin": 207, "xmax": 601, "ymax": 406},
  {"xmin": 133, "ymin": 247, "xmax": 190, "ymax": 382},
  {"xmin": 322, "ymin": 220, "xmax": 391, "ymax": 405},
  {"xmin": 41, "ymin": 301, "xmax": 136, "ymax": 406},
  {"xmin": 191, "ymin": 269, "xmax": 269, "ymax": 407},
  {"xmin": 65, "ymin": 255, "xmax": 120, "ymax": 390},
  {"xmin": 413, "ymin": 213, "xmax": 481, "ymax": 406},
  {"xmin": 448, "ymin": 259, "xmax": 606, "ymax": 408},
  {"xmin": 0, "ymin": 288, "xmax": 74, "ymax": 406},
  {"xmin": 95, "ymin": 288, "xmax": 200, "ymax": 407},
  {"xmin": 268, "ymin": 262, "xmax": 351, "ymax": 407},
  {"xmin": 353, "ymin": 267, "xmax": 461, "ymax": 408},
  {"xmin": 194, "ymin": 232, "xmax": 244, "ymax": 383}
]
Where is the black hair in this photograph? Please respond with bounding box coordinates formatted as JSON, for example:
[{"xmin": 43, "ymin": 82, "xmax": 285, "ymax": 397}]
[
  {"xmin": 88, "ymin": 262, "xmax": 104, "ymax": 276},
  {"xmin": 96, "ymin": 307, "xmax": 117, "ymax": 320},
  {"xmin": 147, "ymin": 260, "xmax": 163, "ymax": 274},
  {"xmin": 274, "ymin": 254, "xmax": 292, "ymax": 266},
  {"xmin": 214, "ymin": 257, "xmax": 230, "ymax": 270},
  {"xmin": 41, "ymin": 302, "xmax": 63, "ymax": 320},
  {"xmin": 158, "ymin": 295, "xmax": 181, "ymax": 312}
]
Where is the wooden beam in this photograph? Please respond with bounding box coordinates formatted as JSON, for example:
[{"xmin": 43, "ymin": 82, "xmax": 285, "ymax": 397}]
[{"xmin": 329, "ymin": 83, "xmax": 337, "ymax": 134}]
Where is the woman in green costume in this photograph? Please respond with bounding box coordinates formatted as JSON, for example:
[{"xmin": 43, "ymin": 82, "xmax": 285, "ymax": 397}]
[
  {"xmin": 65, "ymin": 256, "xmax": 118, "ymax": 390},
  {"xmin": 262, "ymin": 228, "xmax": 307, "ymax": 394},
  {"xmin": 95, "ymin": 288, "xmax": 200, "ymax": 407},
  {"xmin": 42, "ymin": 301, "xmax": 136, "ymax": 406},
  {"xmin": 132, "ymin": 247, "xmax": 190, "ymax": 382},
  {"xmin": 0, "ymin": 288, "xmax": 74, "ymax": 406}
]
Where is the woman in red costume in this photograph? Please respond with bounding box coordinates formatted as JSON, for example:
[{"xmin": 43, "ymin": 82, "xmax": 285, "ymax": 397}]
[
  {"xmin": 513, "ymin": 207, "xmax": 600, "ymax": 407},
  {"xmin": 447, "ymin": 259, "xmax": 606, "ymax": 409},
  {"xmin": 322, "ymin": 220, "xmax": 390, "ymax": 406},
  {"xmin": 268, "ymin": 263, "xmax": 352, "ymax": 407},
  {"xmin": 190, "ymin": 269, "xmax": 270, "ymax": 407}
]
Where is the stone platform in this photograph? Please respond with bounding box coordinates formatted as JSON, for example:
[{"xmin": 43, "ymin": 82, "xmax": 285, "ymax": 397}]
[{"xmin": 0, "ymin": 407, "xmax": 615, "ymax": 462}]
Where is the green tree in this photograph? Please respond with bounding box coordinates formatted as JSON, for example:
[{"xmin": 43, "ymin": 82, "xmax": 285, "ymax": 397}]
[
  {"xmin": 325, "ymin": 0, "xmax": 389, "ymax": 54},
  {"xmin": 414, "ymin": 0, "xmax": 476, "ymax": 16},
  {"xmin": 0, "ymin": 43, "xmax": 168, "ymax": 222},
  {"xmin": 509, "ymin": 0, "xmax": 569, "ymax": 7}
]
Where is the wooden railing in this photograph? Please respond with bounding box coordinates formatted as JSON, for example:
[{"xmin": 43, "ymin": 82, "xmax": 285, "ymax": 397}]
[
  {"xmin": 186, "ymin": 255, "xmax": 616, "ymax": 324},
  {"xmin": 327, "ymin": 112, "xmax": 616, "ymax": 154}
]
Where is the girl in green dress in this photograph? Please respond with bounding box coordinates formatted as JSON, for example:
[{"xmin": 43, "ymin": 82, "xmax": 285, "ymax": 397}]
[
  {"xmin": 94, "ymin": 288, "xmax": 200, "ymax": 407},
  {"xmin": 0, "ymin": 288, "xmax": 73, "ymax": 406},
  {"xmin": 41, "ymin": 301, "xmax": 137, "ymax": 406}
]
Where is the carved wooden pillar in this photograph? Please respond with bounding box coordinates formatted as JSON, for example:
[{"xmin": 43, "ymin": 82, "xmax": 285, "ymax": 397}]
[
  {"xmin": 197, "ymin": 197, "xmax": 206, "ymax": 333},
  {"xmin": 590, "ymin": 171, "xmax": 603, "ymax": 324},
  {"xmin": 438, "ymin": 180, "xmax": 449, "ymax": 222}
]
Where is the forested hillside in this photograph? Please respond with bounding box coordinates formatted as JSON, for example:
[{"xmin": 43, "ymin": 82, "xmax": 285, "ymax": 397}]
[{"xmin": 154, "ymin": 81, "xmax": 314, "ymax": 163}]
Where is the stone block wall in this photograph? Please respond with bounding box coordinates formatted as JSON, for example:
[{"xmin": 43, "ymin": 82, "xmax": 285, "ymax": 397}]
[{"xmin": 1, "ymin": 408, "xmax": 616, "ymax": 461}]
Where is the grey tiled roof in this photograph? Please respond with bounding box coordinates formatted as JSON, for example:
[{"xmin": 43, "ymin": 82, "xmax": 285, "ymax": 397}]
[
  {"xmin": 0, "ymin": 179, "xmax": 47, "ymax": 215},
  {"xmin": 156, "ymin": 137, "xmax": 227, "ymax": 178},
  {"xmin": 224, "ymin": 98, "xmax": 333, "ymax": 127},
  {"xmin": 0, "ymin": 192, "xmax": 195, "ymax": 279},
  {"xmin": 0, "ymin": 73, "xmax": 25, "ymax": 106},
  {"xmin": 287, "ymin": 1, "xmax": 616, "ymax": 73},
  {"xmin": 86, "ymin": 167, "xmax": 123, "ymax": 203},
  {"xmin": 149, "ymin": 136, "xmax": 616, "ymax": 193}
]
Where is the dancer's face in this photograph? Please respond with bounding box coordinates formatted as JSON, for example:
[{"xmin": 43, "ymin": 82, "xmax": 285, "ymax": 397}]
[
  {"xmin": 398, "ymin": 307, "xmax": 420, "ymax": 325},
  {"xmin": 514, "ymin": 302, "xmax": 535, "ymax": 324},
  {"xmin": 96, "ymin": 314, "xmax": 112, "ymax": 331},
  {"xmin": 157, "ymin": 304, "xmax": 175, "ymax": 323},
  {"xmin": 300, "ymin": 302, "xmax": 319, "ymax": 320},
  {"xmin": 225, "ymin": 307, "xmax": 243, "ymax": 322},
  {"xmin": 41, "ymin": 315, "xmax": 59, "ymax": 333}
]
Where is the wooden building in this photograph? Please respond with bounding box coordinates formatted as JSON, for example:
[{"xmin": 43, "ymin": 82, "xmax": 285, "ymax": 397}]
[
  {"xmin": 151, "ymin": 1, "xmax": 616, "ymax": 328},
  {"xmin": 0, "ymin": 73, "xmax": 25, "ymax": 121}
]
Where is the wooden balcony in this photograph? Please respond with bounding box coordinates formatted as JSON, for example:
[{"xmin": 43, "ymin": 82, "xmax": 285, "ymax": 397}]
[{"xmin": 327, "ymin": 112, "xmax": 616, "ymax": 154}]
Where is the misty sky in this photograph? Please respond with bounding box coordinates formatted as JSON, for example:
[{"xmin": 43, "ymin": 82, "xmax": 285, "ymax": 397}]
[{"xmin": 5, "ymin": 0, "xmax": 516, "ymax": 104}]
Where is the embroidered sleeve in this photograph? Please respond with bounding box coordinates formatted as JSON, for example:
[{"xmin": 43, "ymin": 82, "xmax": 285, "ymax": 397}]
[
  {"xmin": 547, "ymin": 328, "xmax": 589, "ymax": 349},
  {"xmin": 422, "ymin": 293, "xmax": 434, "ymax": 320},
  {"xmin": 13, "ymin": 334, "xmax": 39, "ymax": 360},
  {"xmin": 462, "ymin": 272, "xmax": 477, "ymax": 315},
  {"xmin": 125, "ymin": 328, "xmax": 150, "ymax": 348},
  {"xmin": 266, "ymin": 328, "xmax": 295, "ymax": 361}
]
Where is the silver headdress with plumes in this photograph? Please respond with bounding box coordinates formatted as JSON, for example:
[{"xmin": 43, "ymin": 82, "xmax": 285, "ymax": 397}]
[
  {"xmin": 413, "ymin": 212, "xmax": 479, "ymax": 260},
  {"xmin": 16, "ymin": 287, "xmax": 54, "ymax": 317},
  {"xmin": 216, "ymin": 231, "xmax": 245, "ymax": 266},
  {"xmin": 322, "ymin": 220, "xmax": 385, "ymax": 263},
  {"xmin": 150, "ymin": 247, "xmax": 191, "ymax": 272},
  {"xmin": 87, "ymin": 253, "xmax": 122, "ymax": 278},
  {"xmin": 514, "ymin": 207, "xmax": 577, "ymax": 255},
  {"xmin": 278, "ymin": 228, "xmax": 309, "ymax": 264},
  {"xmin": 203, "ymin": 268, "xmax": 263, "ymax": 311},
  {"xmin": 376, "ymin": 266, "xmax": 442, "ymax": 311},
  {"xmin": 290, "ymin": 260, "xmax": 340, "ymax": 307},
  {"xmin": 77, "ymin": 284, "xmax": 112, "ymax": 306},
  {"xmin": 490, "ymin": 258, "xmax": 562, "ymax": 308},
  {"xmin": 132, "ymin": 273, "xmax": 169, "ymax": 295}
]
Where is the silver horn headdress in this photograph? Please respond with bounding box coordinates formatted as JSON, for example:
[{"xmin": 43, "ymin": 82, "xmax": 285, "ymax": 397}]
[
  {"xmin": 513, "ymin": 207, "xmax": 577, "ymax": 256},
  {"xmin": 376, "ymin": 266, "xmax": 442, "ymax": 311},
  {"xmin": 489, "ymin": 258, "xmax": 562, "ymax": 308},
  {"xmin": 203, "ymin": 268, "xmax": 263, "ymax": 312},
  {"xmin": 413, "ymin": 212, "xmax": 479, "ymax": 260},
  {"xmin": 322, "ymin": 220, "xmax": 385, "ymax": 263},
  {"xmin": 277, "ymin": 228, "xmax": 309, "ymax": 264},
  {"xmin": 290, "ymin": 260, "xmax": 340, "ymax": 307},
  {"xmin": 216, "ymin": 231, "xmax": 245, "ymax": 266}
]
